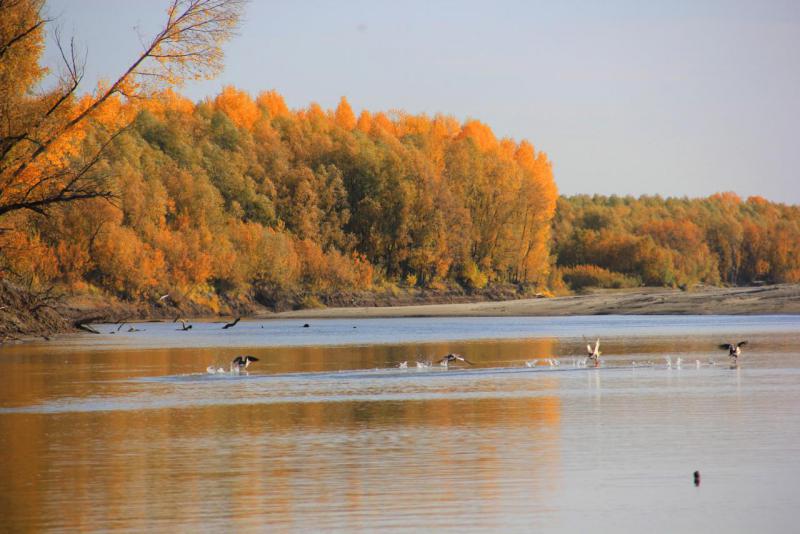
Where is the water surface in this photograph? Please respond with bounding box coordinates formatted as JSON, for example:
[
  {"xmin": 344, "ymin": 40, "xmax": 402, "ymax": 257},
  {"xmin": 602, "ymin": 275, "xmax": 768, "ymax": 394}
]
[{"xmin": 1, "ymin": 315, "xmax": 798, "ymax": 532}]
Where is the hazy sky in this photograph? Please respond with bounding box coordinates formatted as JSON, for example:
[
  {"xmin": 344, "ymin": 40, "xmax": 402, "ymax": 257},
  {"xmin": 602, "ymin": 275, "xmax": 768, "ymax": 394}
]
[{"xmin": 43, "ymin": 0, "xmax": 800, "ymax": 203}]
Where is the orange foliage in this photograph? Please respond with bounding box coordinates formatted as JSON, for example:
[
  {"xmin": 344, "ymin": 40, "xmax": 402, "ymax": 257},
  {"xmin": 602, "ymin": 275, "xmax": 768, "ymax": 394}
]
[
  {"xmin": 458, "ymin": 120, "xmax": 498, "ymax": 151},
  {"xmin": 257, "ymin": 90, "xmax": 290, "ymax": 117},
  {"xmin": 334, "ymin": 97, "xmax": 356, "ymax": 130},
  {"xmin": 214, "ymin": 86, "xmax": 259, "ymax": 130},
  {"xmin": 356, "ymin": 110, "xmax": 372, "ymax": 133}
]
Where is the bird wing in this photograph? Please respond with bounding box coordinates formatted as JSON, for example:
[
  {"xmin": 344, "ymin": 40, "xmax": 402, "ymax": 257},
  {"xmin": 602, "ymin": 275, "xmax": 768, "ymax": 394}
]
[
  {"xmin": 587, "ymin": 344, "xmax": 593, "ymax": 355},
  {"xmin": 737, "ymin": 341, "xmax": 748, "ymax": 347},
  {"xmin": 718, "ymin": 343, "xmax": 732, "ymax": 350},
  {"xmin": 594, "ymin": 339, "xmax": 600, "ymax": 353}
]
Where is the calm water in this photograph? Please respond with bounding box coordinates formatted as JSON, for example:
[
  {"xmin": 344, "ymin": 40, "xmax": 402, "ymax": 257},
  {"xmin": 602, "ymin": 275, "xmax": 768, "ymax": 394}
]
[{"xmin": 1, "ymin": 315, "xmax": 799, "ymax": 532}]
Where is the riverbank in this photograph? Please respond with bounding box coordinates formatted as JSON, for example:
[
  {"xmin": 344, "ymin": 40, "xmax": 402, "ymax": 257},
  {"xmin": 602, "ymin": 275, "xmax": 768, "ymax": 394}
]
[
  {"xmin": 264, "ymin": 284, "xmax": 800, "ymax": 319},
  {"xmin": 2, "ymin": 283, "xmax": 799, "ymax": 340}
]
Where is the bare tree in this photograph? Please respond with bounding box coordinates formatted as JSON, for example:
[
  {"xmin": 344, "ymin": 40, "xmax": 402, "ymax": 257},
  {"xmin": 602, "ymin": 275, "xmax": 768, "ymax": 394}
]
[{"xmin": 0, "ymin": 0, "xmax": 245, "ymax": 218}]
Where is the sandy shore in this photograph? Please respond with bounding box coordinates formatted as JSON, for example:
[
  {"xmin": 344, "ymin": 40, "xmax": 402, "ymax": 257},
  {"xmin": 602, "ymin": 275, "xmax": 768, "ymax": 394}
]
[{"xmin": 262, "ymin": 284, "xmax": 800, "ymax": 319}]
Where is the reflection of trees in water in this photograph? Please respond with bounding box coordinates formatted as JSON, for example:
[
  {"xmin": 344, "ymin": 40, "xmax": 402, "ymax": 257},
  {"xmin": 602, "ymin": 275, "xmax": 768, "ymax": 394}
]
[{"xmin": 0, "ymin": 364, "xmax": 562, "ymax": 530}]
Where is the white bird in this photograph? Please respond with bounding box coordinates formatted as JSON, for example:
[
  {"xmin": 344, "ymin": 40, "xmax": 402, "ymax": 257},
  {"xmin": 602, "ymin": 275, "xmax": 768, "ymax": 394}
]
[
  {"xmin": 416, "ymin": 360, "xmax": 431, "ymax": 369},
  {"xmin": 206, "ymin": 365, "xmax": 225, "ymax": 374},
  {"xmin": 665, "ymin": 356, "xmax": 672, "ymax": 369},
  {"xmin": 586, "ymin": 339, "xmax": 601, "ymax": 367},
  {"xmin": 676, "ymin": 357, "xmax": 682, "ymax": 369},
  {"xmin": 525, "ymin": 360, "xmax": 536, "ymax": 368},
  {"xmin": 719, "ymin": 341, "xmax": 747, "ymax": 361},
  {"xmin": 398, "ymin": 361, "xmax": 408, "ymax": 369}
]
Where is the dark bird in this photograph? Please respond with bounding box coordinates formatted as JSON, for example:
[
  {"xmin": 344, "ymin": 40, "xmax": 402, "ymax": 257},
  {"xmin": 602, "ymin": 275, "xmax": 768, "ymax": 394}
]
[
  {"xmin": 693, "ymin": 470, "xmax": 701, "ymax": 487},
  {"xmin": 437, "ymin": 353, "xmax": 473, "ymax": 367},
  {"xmin": 177, "ymin": 320, "xmax": 192, "ymax": 331},
  {"xmin": 222, "ymin": 317, "xmax": 241, "ymax": 329},
  {"xmin": 303, "ymin": 323, "xmax": 310, "ymax": 328},
  {"xmin": 231, "ymin": 355, "xmax": 258, "ymax": 372},
  {"xmin": 719, "ymin": 341, "xmax": 747, "ymax": 360}
]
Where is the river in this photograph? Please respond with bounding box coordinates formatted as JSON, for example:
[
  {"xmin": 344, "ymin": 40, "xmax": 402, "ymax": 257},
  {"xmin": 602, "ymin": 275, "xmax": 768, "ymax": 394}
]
[{"xmin": 1, "ymin": 315, "xmax": 798, "ymax": 532}]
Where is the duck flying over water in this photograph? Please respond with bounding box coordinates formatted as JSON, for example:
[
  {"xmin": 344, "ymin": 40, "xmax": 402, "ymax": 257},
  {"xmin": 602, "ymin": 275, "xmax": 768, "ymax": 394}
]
[
  {"xmin": 586, "ymin": 338, "xmax": 601, "ymax": 367},
  {"xmin": 437, "ymin": 353, "xmax": 473, "ymax": 367},
  {"xmin": 719, "ymin": 341, "xmax": 747, "ymax": 359},
  {"xmin": 231, "ymin": 355, "xmax": 259, "ymax": 372}
]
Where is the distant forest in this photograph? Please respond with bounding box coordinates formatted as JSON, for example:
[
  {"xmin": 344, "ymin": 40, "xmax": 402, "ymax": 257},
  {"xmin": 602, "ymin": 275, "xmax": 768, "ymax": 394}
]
[{"xmin": 554, "ymin": 193, "xmax": 800, "ymax": 290}]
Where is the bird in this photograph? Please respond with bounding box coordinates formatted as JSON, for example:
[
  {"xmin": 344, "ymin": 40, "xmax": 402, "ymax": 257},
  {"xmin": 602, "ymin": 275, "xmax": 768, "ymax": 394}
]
[
  {"xmin": 398, "ymin": 361, "xmax": 408, "ymax": 369},
  {"xmin": 177, "ymin": 320, "xmax": 192, "ymax": 331},
  {"xmin": 222, "ymin": 317, "xmax": 241, "ymax": 329},
  {"xmin": 230, "ymin": 355, "xmax": 258, "ymax": 373},
  {"xmin": 719, "ymin": 341, "xmax": 747, "ymax": 360},
  {"xmin": 437, "ymin": 353, "xmax": 473, "ymax": 367},
  {"xmin": 416, "ymin": 360, "xmax": 431, "ymax": 369},
  {"xmin": 586, "ymin": 338, "xmax": 601, "ymax": 367}
]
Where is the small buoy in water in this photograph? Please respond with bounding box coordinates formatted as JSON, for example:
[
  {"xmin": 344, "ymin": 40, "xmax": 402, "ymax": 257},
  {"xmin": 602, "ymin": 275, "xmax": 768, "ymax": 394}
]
[
  {"xmin": 693, "ymin": 470, "xmax": 701, "ymax": 486},
  {"xmin": 303, "ymin": 323, "xmax": 310, "ymax": 328}
]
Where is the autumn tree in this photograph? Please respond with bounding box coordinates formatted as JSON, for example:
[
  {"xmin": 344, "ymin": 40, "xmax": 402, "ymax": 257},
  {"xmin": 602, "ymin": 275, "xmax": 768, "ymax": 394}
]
[{"xmin": 0, "ymin": 0, "xmax": 244, "ymax": 218}]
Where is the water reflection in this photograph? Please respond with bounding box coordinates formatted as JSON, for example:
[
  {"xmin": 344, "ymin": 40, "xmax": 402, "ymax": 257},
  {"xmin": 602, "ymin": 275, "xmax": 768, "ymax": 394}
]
[{"xmin": 1, "ymin": 397, "xmax": 562, "ymax": 531}]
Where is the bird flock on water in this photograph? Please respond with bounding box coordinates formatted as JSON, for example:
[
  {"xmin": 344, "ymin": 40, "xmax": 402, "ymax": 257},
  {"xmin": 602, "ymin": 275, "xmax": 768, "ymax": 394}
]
[{"xmin": 76, "ymin": 314, "xmax": 753, "ymax": 375}]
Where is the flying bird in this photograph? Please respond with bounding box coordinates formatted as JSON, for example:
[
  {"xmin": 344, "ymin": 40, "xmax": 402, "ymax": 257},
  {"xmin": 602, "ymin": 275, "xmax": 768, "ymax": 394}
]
[
  {"xmin": 231, "ymin": 355, "xmax": 259, "ymax": 372},
  {"xmin": 719, "ymin": 341, "xmax": 747, "ymax": 360},
  {"xmin": 437, "ymin": 353, "xmax": 473, "ymax": 367},
  {"xmin": 587, "ymin": 338, "xmax": 601, "ymax": 367},
  {"xmin": 177, "ymin": 320, "xmax": 192, "ymax": 331}
]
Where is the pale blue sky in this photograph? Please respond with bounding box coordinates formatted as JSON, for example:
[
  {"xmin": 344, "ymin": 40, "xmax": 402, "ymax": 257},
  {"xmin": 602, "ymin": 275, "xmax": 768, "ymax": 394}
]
[{"xmin": 43, "ymin": 0, "xmax": 800, "ymax": 203}]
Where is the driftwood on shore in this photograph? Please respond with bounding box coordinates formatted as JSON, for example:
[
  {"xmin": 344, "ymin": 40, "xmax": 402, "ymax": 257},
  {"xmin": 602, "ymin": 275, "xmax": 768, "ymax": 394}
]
[{"xmin": 74, "ymin": 316, "xmax": 103, "ymax": 334}]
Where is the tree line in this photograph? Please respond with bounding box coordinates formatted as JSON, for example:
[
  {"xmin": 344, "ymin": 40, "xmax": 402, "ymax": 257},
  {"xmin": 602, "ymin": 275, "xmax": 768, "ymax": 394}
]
[{"xmin": 554, "ymin": 193, "xmax": 800, "ymax": 289}]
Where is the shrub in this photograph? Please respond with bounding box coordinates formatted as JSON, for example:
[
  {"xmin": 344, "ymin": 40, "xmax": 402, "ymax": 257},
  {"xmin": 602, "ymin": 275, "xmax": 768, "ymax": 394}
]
[{"xmin": 560, "ymin": 264, "xmax": 640, "ymax": 290}]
